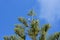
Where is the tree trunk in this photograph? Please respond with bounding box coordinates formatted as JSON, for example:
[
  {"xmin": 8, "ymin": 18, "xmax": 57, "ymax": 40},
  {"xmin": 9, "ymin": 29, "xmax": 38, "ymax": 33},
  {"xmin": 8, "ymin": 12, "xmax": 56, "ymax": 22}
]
[{"xmin": 33, "ymin": 36, "xmax": 36, "ymax": 40}]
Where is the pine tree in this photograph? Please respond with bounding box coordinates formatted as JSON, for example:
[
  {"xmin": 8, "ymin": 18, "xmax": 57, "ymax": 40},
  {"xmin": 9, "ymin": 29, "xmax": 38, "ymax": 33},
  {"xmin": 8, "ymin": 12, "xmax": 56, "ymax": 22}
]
[{"xmin": 4, "ymin": 10, "xmax": 60, "ymax": 40}]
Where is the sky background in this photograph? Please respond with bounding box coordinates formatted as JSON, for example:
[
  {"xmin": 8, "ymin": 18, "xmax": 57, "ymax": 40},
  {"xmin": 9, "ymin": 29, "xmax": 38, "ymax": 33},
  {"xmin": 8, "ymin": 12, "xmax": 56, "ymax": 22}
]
[{"xmin": 0, "ymin": 0, "xmax": 60, "ymax": 40}]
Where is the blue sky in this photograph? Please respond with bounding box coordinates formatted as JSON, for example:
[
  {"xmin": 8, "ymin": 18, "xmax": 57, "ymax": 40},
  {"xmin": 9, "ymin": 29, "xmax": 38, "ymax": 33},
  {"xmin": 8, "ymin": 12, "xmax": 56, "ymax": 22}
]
[{"xmin": 0, "ymin": 0, "xmax": 60, "ymax": 40}]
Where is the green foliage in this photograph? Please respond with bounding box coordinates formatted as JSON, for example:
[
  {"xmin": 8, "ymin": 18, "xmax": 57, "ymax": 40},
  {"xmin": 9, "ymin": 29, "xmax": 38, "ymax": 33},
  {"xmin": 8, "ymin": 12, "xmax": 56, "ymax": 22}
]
[
  {"xmin": 28, "ymin": 19, "xmax": 39, "ymax": 40},
  {"xmin": 48, "ymin": 32, "xmax": 60, "ymax": 40},
  {"xmin": 14, "ymin": 24, "xmax": 25, "ymax": 40},
  {"xmin": 4, "ymin": 36, "xmax": 9, "ymax": 40},
  {"xmin": 27, "ymin": 10, "xmax": 36, "ymax": 16},
  {"xmin": 4, "ymin": 10, "xmax": 60, "ymax": 40},
  {"xmin": 18, "ymin": 17, "xmax": 28, "ymax": 27},
  {"xmin": 39, "ymin": 24, "xmax": 50, "ymax": 40}
]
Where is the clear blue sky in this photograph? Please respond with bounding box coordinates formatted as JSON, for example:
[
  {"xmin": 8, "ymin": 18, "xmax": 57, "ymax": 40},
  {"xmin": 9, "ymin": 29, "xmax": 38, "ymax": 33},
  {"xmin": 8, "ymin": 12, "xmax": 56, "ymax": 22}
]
[{"xmin": 0, "ymin": 0, "xmax": 60, "ymax": 40}]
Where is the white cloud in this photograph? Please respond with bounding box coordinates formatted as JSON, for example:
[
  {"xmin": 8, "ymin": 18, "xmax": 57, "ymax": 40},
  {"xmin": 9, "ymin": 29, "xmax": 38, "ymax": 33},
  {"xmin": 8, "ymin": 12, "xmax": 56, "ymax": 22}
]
[
  {"xmin": 37, "ymin": 0, "xmax": 60, "ymax": 33},
  {"xmin": 38, "ymin": 0, "xmax": 60, "ymax": 26}
]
